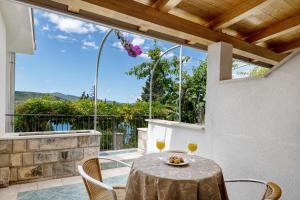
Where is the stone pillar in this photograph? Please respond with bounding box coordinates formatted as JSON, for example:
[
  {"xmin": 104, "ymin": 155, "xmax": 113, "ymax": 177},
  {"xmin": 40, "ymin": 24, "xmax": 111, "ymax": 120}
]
[
  {"xmin": 205, "ymin": 42, "xmax": 233, "ymax": 154},
  {"xmin": 0, "ymin": 11, "xmax": 7, "ymax": 136},
  {"xmin": 113, "ymin": 132, "xmax": 124, "ymax": 150},
  {"xmin": 137, "ymin": 128, "xmax": 147, "ymax": 154},
  {"xmin": 6, "ymin": 52, "xmax": 15, "ymax": 133}
]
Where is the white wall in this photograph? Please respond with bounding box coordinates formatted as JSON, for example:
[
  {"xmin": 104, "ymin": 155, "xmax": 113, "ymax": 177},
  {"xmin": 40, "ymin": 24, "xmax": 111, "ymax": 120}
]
[
  {"xmin": 0, "ymin": 10, "xmax": 7, "ymax": 135},
  {"xmin": 146, "ymin": 122, "xmax": 211, "ymax": 158},
  {"xmin": 206, "ymin": 43, "xmax": 300, "ymax": 199}
]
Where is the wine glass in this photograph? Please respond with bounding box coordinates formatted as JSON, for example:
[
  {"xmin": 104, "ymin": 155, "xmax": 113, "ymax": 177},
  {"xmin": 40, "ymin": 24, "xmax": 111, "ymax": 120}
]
[
  {"xmin": 187, "ymin": 142, "xmax": 198, "ymax": 162},
  {"xmin": 156, "ymin": 138, "xmax": 165, "ymax": 160}
]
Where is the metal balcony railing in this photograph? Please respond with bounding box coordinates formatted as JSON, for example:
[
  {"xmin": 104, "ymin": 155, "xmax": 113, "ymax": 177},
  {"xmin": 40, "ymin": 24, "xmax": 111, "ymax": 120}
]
[{"xmin": 5, "ymin": 114, "xmax": 165, "ymax": 151}]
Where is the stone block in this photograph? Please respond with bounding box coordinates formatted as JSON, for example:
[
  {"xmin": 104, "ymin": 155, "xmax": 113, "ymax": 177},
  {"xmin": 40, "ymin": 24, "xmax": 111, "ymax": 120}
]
[
  {"xmin": 78, "ymin": 136, "xmax": 89, "ymax": 147},
  {"xmin": 10, "ymin": 167, "xmax": 18, "ymax": 182},
  {"xmin": 27, "ymin": 139, "xmax": 40, "ymax": 151},
  {"xmin": 13, "ymin": 140, "xmax": 26, "ymax": 153},
  {"xmin": 0, "ymin": 167, "xmax": 10, "ymax": 187},
  {"xmin": 0, "ymin": 154, "xmax": 10, "ymax": 167},
  {"xmin": 10, "ymin": 153, "xmax": 22, "ymax": 167},
  {"xmin": 23, "ymin": 152, "xmax": 34, "ymax": 166},
  {"xmin": 18, "ymin": 165, "xmax": 43, "ymax": 180},
  {"xmin": 0, "ymin": 141, "xmax": 12, "ymax": 153},
  {"xmin": 34, "ymin": 151, "xmax": 59, "ymax": 164},
  {"xmin": 53, "ymin": 162, "xmax": 75, "ymax": 177},
  {"xmin": 40, "ymin": 137, "xmax": 77, "ymax": 150},
  {"xmin": 84, "ymin": 147, "xmax": 99, "ymax": 159},
  {"xmin": 59, "ymin": 150, "xmax": 71, "ymax": 161},
  {"xmin": 71, "ymin": 148, "xmax": 84, "ymax": 160},
  {"xmin": 43, "ymin": 164, "xmax": 53, "ymax": 177},
  {"xmin": 78, "ymin": 136, "xmax": 100, "ymax": 147},
  {"xmin": 59, "ymin": 148, "xmax": 83, "ymax": 161},
  {"xmin": 113, "ymin": 133, "xmax": 124, "ymax": 150},
  {"xmin": 74, "ymin": 161, "xmax": 81, "ymax": 174}
]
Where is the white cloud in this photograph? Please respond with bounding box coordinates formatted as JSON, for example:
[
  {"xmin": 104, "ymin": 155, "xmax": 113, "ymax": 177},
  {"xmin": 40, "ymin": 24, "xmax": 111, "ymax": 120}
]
[
  {"xmin": 52, "ymin": 34, "xmax": 76, "ymax": 41},
  {"xmin": 42, "ymin": 24, "xmax": 49, "ymax": 31},
  {"xmin": 60, "ymin": 49, "xmax": 66, "ymax": 53},
  {"xmin": 96, "ymin": 25, "xmax": 110, "ymax": 32},
  {"xmin": 34, "ymin": 17, "xmax": 39, "ymax": 25},
  {"xmin": 55, "ymin": 35, "xmax": 68, "ymax": 40},
  {"xmin": 132, "ymin": 36, "xmax": 145, "ymax": 46},
  {"xmin": 139, "ymin": 52, "xmax": 150, "ymax": 60},
  {"xmin": 42, "ymin": 12, "xmax": 102, "ymax": 34},
  {"xmin": 112, "ymin": 41, "xmax": 125, "ymax": 52},
  {"xmin": 82, "ymin": 40, "xmax": 98, "ymax": 49},
  {"xmin": 163, "ymin": 52, "xmax": 175, "ymax": 59}
]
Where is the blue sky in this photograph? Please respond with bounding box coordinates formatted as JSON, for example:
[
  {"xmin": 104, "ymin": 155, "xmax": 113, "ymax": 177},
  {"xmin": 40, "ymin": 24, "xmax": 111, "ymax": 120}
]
[{"xmin": 17, "ymin": 9, "xmax": 252, "ymax": 103}]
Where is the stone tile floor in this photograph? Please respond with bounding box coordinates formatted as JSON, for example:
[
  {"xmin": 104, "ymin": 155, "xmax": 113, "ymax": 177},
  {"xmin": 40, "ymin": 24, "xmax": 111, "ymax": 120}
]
[{"xmin": 0, "ymin": 149, "xmax": 142, "ymax": 200}]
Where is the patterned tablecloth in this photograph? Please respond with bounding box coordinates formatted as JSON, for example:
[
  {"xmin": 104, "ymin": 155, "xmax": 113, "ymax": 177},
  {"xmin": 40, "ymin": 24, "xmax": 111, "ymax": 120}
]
[{"xmin": 125, "ymin": 152, "xmax": 228, "ymax": 200}]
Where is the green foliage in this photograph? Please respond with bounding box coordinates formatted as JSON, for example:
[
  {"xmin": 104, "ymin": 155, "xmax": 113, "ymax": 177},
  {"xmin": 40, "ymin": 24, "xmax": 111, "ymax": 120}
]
[
  {"xmin": 16, "ymin": 97, "xmax": 169, "ymax": 118},
  {"xmin": 180, "ymin": 60, "xmax": 207, "ymax": 123},
  {"xmin": 249, "ymin": 67, "xmax": 269, "ymax": 76},
  {"xmin": 127, "ymin": 45, "xmax": 206, "ymax": 124},
  {"xmin": 127, "ymin": 47, "xmax": 190, "ymax": 105}
]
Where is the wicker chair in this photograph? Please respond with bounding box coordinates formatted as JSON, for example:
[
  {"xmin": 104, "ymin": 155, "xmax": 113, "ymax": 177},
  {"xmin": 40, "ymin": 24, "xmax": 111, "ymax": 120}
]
[
  {"xmin": 78, "ymin": 157, "xmax": 131, "ymax": 200},
  {"xmin": 225, "ymin": 179, "xmax": 282, "ymax": 200}
]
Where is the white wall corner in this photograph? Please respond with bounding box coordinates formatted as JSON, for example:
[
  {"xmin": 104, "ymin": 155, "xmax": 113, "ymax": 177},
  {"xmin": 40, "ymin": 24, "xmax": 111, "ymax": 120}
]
[{"xmin": 205, "ymin": 42, "xmax": 233, "ymax": 134}]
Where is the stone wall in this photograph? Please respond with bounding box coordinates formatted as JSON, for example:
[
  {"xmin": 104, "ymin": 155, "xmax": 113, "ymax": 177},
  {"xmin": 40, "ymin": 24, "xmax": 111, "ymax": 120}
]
[
  {"xmin": 0, "ymin": 131, "xmax": 100, "ymax": 187},
  {"xmin": 137, "ymin": 128, "xmax": 147, "ymax": 154}
]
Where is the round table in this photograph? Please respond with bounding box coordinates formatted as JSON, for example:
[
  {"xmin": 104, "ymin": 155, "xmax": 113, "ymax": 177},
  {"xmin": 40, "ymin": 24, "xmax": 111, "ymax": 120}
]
[{"xmin": 125, "ymin": 152, "xmax": 228, "ymax": 200}]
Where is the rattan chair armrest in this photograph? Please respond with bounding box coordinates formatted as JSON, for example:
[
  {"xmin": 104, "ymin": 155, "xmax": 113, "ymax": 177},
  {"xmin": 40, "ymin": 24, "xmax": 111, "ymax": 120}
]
[
  {"xmin": 78, "ymin": 165, "xmax": 118, "ymax": 200},
  {"xmin": 225, "ymin": 178, "xmax": 267, "ymax": 185},
  {"xmin": 78, "ymin": 165, "xmax": 115, "ymax": 191},
  {"xmin": 98, "ymin": 156, "xmax": 131, "ymax": 168}
]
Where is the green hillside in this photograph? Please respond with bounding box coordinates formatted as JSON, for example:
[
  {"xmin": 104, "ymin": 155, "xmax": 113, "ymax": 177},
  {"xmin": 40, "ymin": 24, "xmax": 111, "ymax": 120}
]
[{"xmin": 15, "ymin": 91, "xmax": 79, "ymax": 104}]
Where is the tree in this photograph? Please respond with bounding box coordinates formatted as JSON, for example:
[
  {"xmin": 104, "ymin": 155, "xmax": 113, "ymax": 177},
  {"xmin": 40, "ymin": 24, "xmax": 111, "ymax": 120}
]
[
  {"xmin": 80, "ymin": 91, "xmax": 89, "ymax": 100},
  {"xmin": 127, "ymin": 44, "xmax": 207, "ymax": 123},
  {"xmin": 249, "ymin": 67, "xmax": 269, "ymax": 76},
  {"xmin": 180, "ymin": 60, "xmax": 207, "ymax": 123}
]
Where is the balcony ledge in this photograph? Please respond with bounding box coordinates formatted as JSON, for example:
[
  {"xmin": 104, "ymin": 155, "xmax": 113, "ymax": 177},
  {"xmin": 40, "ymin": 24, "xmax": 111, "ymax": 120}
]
[
  {"xmin": 146, "ymin": 119, "xmax": 205, "ymax": 131},
  {"xmin": 0, "ymin": 130, "xmax": 101, "ymax": 140}
]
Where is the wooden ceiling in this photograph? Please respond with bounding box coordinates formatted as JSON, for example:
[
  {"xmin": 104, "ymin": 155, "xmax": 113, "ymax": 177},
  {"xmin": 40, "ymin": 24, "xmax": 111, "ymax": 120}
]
[{"xmin": 15, "ymin": 0, "xmax": 300, "ymax": 67}]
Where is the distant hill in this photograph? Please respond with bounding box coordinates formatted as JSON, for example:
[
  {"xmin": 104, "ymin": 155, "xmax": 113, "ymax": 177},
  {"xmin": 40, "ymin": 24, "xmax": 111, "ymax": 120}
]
[{"xmin": 15, "ymin": 91, "xmax": 79, "ymax": 104}]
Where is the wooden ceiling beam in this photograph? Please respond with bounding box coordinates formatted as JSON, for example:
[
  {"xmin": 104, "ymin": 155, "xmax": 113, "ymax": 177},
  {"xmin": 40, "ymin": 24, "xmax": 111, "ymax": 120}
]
[
  {"xmin": 274, "ymin": 39, "xmax": 300, "ymax": 54},
  {"xmin": 208, "ymin": 0, "xmax": 271, "ymax": 30},
  {"xmin": 17, "ymin": 0, "xmax": 286, "ymax": 65},
  {"xmin": 247, "ymin": 15, "xmax": 300, "ymax": 44},
  {"xmin": 152, "ymin": 0, "xmax": 183, "ymax": 12},
  {"xmin": 169, "ymin": 8, "xmax": 208, "ymax": 25}
]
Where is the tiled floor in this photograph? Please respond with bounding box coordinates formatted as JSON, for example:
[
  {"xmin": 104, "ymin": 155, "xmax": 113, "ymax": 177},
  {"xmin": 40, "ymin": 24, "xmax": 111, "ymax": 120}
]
[{"xmin": 0, "ymin": 149, "xmax": 142, "ymax": 200}]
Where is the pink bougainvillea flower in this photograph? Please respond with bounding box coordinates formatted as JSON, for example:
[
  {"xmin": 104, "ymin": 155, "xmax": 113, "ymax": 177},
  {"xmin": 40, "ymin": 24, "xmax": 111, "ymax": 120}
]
[{"xmin": 115, "ymin": 31, "xmax": 142, "ymax": 57}]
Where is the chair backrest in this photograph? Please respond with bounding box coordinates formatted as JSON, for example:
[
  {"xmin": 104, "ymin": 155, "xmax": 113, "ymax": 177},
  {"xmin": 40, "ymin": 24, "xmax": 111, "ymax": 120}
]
[
  {"xmin": 225, "ymin": 179, "xmax": 282, "ymax": 200},
  {"xmin": 262, "ymin": 182, "xmax": 282, "ymax": 200},
  {"xmin": 80, "ymin": 158, "xmax": 116, "ymax": 200}
]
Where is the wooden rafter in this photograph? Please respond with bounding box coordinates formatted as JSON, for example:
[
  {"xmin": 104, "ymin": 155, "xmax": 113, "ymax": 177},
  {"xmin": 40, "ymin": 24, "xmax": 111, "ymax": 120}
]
[
  {"xmin": 169, "ymin": 8, "xmax": 208, "ymax": 25},
  {"xmin": 208, "ymin": 0, "xmax": 270, "ymax": 30},
  {"xmin": 247, "ymin": 15, "xmax": 300, "ymax": 44},
  {"xmin": 274, "ymin": 39, "xmax": 300, "ymax": 54},
  {"xmin": 152, "ymin": 0, "xmax": 182, "ymax": 12},
  {"xmin": 17, "ymin": 0, "xmax": 287, "ymax": 66}
]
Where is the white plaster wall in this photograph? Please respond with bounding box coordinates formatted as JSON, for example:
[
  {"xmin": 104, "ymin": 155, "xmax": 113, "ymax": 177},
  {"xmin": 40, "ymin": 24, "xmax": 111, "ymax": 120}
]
[
  {"xmin": 146, "ymin": 123, "xmax": 211, "ymax": 158},
  {"xmin": 0, "ymin": 10, "xmax": 6, "ymax": 135},
  {"xmin": 206, "ymin": 46, "xmax": 300, "ymax": 199}
]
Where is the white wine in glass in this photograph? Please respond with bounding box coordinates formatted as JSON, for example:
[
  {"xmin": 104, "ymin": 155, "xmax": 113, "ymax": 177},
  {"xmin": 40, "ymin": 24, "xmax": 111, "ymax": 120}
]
[
  {"xmin": 156, "ymin": 139, "xmax": 165, "ymax": 152},
  {"xmin": 187, "ymin": 143, "xmax": 198, "ymax": 162},
  {"xmin": 156, "ymin": 139, "xmax": 165, "ymax": 160}
]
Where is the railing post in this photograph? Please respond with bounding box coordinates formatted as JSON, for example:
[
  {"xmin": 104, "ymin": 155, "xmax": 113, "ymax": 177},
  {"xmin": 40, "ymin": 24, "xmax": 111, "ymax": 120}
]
[{"xmin": 113, "ymin": 132, "xmax": 124, "ymax": 150}]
